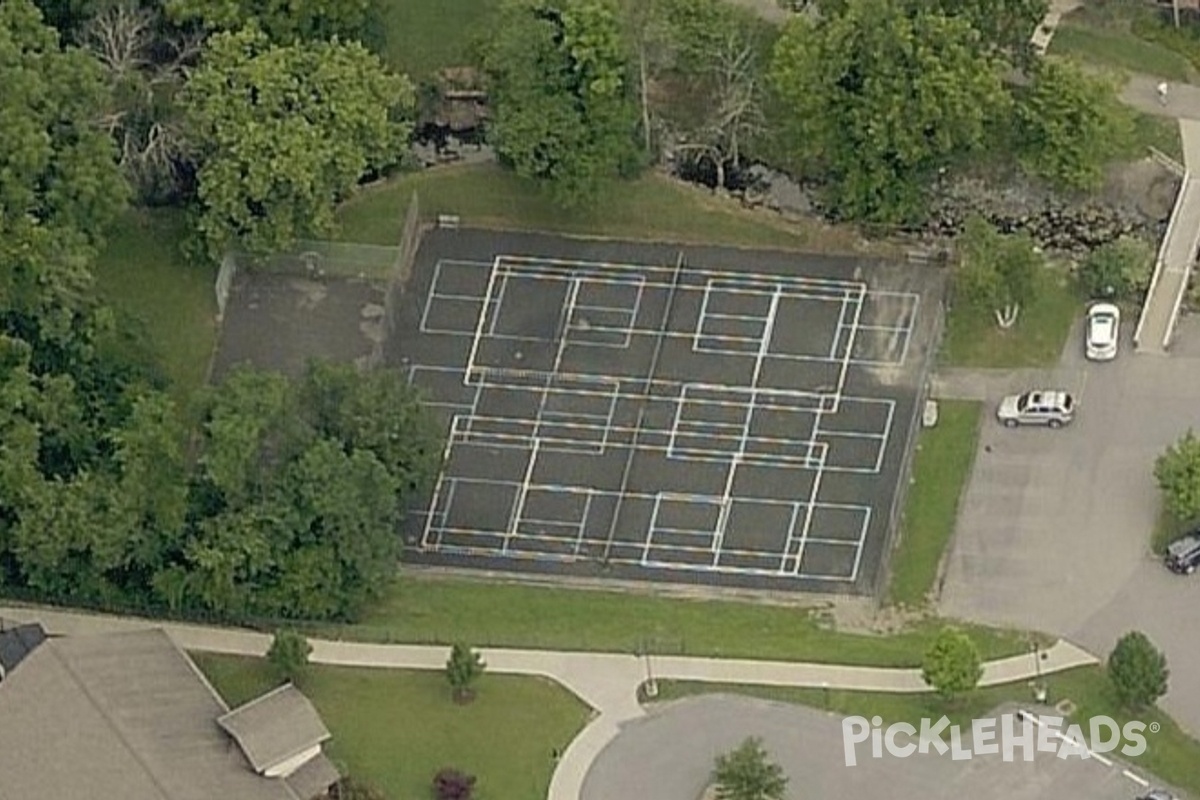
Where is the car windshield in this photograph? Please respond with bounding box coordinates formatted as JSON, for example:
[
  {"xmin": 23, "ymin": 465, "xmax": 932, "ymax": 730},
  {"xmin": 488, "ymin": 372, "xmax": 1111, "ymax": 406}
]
[{"xmin": 1017, "ymin": 393, "xmax": 1031, "ymax": 411}]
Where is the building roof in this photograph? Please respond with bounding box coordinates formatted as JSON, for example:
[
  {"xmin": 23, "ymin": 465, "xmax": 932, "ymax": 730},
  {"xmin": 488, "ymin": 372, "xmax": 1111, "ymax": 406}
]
[
  {"xmin": 284, "ymin": 752, "xmax": 341, "ymax": 800},
  {"xmin": 0, "ymin": 628, "xmax": 332, "ymax": 800},
  {"xmin": 0, "ymin": 621, "xmax": 46, "ymax": 675},
  {"xmin": 218, "ymin": 683, "xmax": 332, "ymax": 774}
]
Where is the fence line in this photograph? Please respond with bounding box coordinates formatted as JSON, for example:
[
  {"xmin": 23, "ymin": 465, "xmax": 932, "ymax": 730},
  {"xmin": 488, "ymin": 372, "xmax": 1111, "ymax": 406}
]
[{"xmin": 373, "ymin": 191, "xmax": 425, "ymax": 366}]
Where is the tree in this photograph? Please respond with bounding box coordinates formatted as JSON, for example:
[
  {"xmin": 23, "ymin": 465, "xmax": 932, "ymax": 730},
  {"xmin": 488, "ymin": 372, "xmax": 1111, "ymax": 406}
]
[
  {"xmin": 711, "ymin": 737, "xmax": 788, "ymax": 800},
  {"xmin": 183, "ymin": 27, "xmax": 414, "ymax": 258},
  {"xmin": 816, "ymin": 0, "xmax": 1048, "ymax": 57},
  {"xmin": 1108, "ymin": 631, "xmax": 1169, "ymax": 710},
  {"xmin": 921, "ymin": 626, "xmax": 983, "ymax": 702},
  {"xmin": 770, "ymin": 0, "xmax": 1010, "ymax": 223},
  {"xmin": 1155, "ymin": 429, "xmax": 1200, "ymax": 522},
  {"xmin": 432, "ymin": 768, "xmax": 477, "ymax": 800},
  {"xmin": 165, "ymin": 0, "xmax": 370, "ymax": 43},
  {"xmin": 1015, "ymin": 58, "xmax": 1133, "ymax": 192},
  {"xmin": 1078, "ymin": 235, "xmax": 1154, "ymax": 301},
  {"xmin": 954, "ymin": 215, "xmax": 1041, "ymax": 328},
  {"xmin": 481, "ymin": 0, "xmax": 642, "ymax": 206},
  {"xmin": 445, "ymin": 643, "xmax": 486, "ymax": 702},
  {"xmin": 268, "ymin": 629, "xmax": 313, "ymax": 682}
]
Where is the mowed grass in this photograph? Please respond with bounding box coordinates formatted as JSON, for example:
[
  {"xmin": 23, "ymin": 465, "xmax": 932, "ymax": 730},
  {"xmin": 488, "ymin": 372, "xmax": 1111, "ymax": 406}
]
[
  {"xmin": 1049, "ymin": 23, "xmax": 1195, "ymax": 82},
  {"xmin": 655, "ymin": 667, "xmax": 1200, "ymax": 796},
  {"xmin": 887, "ymin": 402, "xmax": 982, "ymax": 608},
  {"xmin": 940, "ymin": 267, "xmax": 1081, "ymax": 368},
  {"xmin": 192, "ymin": 653, "xmax": 589, "ymax": 800},
  {"xmin": 93, "ymin": 209, "xmax": 218, "ymax": 404},
  {"xmin": 335, "ymin": 163, "xmax": 864, "ymax": 253},
  {"xmin": 323, "ymin": 576, "xmax": 1034, "ymax": 666},
  {"xmin": 376, "ymin": 0, "xmax": 498, "ymax": 79}
]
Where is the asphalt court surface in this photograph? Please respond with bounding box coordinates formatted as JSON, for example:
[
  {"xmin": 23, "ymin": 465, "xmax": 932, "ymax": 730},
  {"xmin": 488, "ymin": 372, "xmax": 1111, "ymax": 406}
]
[
  {"xmin": 581, "ymin": 695, "xmax": 1164, "ymax": 800},
  {"xmin": 392, "ymin": 230, "xmax": 943, "ymax": 593}
]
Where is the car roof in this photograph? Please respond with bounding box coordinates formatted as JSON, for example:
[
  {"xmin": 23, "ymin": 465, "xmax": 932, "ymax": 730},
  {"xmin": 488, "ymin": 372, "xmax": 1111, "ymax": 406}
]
[
  {"xmin": 1168, "ymin": 534, "xmax": 1200, "ymax": 555},
  {"xmin": 1026, "ymin": 389, "xmax": 1073, "ymax": 403}
]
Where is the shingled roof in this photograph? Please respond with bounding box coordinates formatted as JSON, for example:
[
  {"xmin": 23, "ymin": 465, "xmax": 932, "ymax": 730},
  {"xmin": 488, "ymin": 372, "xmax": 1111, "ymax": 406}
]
[
  {"xmin": 218, "ymin": 683, "xmax": 332, "ymax": 775},
  {"xmin": 0, "ymin": 628, "xmax": 338, "ymax": 800}
]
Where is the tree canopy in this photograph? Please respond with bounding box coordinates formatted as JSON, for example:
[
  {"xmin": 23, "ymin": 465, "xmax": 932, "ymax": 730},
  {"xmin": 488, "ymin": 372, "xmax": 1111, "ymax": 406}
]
[
  {"xmin": 711, "ymin": 737, "xmax": 788, "ymax": 800},
  {"xmin": 1107, "ymin": 631, "xmax": 1169, "ymax": 710},
  {"xmin": 954, "ymin": 216, "xmax": 1042, "ymax": 327},
  {"xmin": 770, "ymin": 0, "xmax": 1009, "ymax": 223},
  {"xmin": 1015, "ymin": 58, "xmax": 1132, "ymax": 192},
  {"xmin": 481, "ymin": 0, "xmax": 642, "ymax": 206},
  {"xmin": 921, "ymin": 626, "xmax": 983, "ymax": 702},
  {"xmin": 183, "ymin": 26, "xmax": 414, "ymax": 258},
  {"xmin": 166, "ymin": 0, "xmax": 371, "ymax": 43},
  {"xmin": 1155, "ymin": 429, "xmax": 1200, "ymax": 522}
]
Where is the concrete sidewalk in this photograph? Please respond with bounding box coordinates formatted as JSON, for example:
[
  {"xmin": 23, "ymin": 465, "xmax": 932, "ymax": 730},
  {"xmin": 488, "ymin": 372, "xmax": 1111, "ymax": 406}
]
[{"xmin": 0, "ymin": 605, "xmax": 1099, "ymax": 800}]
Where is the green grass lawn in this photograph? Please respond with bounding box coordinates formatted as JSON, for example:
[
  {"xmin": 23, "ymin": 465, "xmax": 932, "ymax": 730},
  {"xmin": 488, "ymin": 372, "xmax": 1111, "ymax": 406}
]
[
  {"xmin": 319, "ymin": 576, "xmax": 1035, "ymax": 666},
  {"xmin": 335, "ymin": 163, "xmax": 869, "ymax": 253},
  {"xmin": 887, "ymin": 402, "xmax": 982, "ymax": 608},
  {"xmin": 940, "ymin": 267, "xmax": 1081, "ymax": 368},
  {"xmin": 375, "ymin": 0, "xmax": 498, "ymax": 80},
  {"xmin": 192, "ymin": 653, "xmax": 589, "ymax": 800},
  {"xmin": 1129, "ymin": 109, "xmax": 1185, "ymax": 163},
  {"xmin": 93, "ymin": 209, "xmax": 218, "ymax": 405},
  {"xmin": 656, "ymin": 666, "xmax": 1200, "ymax": 796},
  {"xmin": 1049, "ymin": 23, "xmax": 1196, "ymax": 82}
]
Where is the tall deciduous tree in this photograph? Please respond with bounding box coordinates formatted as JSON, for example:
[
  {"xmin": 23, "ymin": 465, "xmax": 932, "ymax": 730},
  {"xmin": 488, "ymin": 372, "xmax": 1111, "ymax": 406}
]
[
  {"xmin": 1108, "ymin": 631, "xmax": 1169, "ymax": 710},
  {"xmin": 921, "ymin": 626, "xmax": 983, "ymax": 703},
  {"xmin": 165, "ymin": 0, "xmax": 370, "ymax": 43},
  {"xmin": 482, "ymin": 0, "xmax": 642, "ymax": 206},
  {"xmin": 1015, "ymin": 58, "xmax": 1133, "ymax": 192},
  {"xmin": 1155, "ymin": 429, "xmax": 1200, "ymax": 522},
  {"xmin": 711, "ymin": 737, "xmax": 787, "ymax": 800},
  {"xmin": 954, "ymin": 216, "xmax": 1041, "ymax": 328},
  {"xmin": 770, "ymin": 0, "xmax": 1009, "ymax": 223},
  {"xmin": 183, "ymin": 27, "xmax": 414, "ymax": 258}
]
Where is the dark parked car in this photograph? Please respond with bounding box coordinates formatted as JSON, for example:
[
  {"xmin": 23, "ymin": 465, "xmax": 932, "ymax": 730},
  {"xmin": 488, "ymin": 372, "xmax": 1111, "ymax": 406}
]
[{"xmin": 1165, "ymin": 534, "xmax": 1200, "ymax": 575}]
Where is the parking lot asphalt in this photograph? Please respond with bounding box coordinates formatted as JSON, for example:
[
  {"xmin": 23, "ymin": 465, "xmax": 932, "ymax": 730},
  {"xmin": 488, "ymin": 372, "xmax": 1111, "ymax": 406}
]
[
  {"xmin": 582, "ymin": 695, "xmax": 1154, "ymax": 800},
  {"xmin": 939, "ymin": 315, "xmax": 1200, "ymax": 740}
]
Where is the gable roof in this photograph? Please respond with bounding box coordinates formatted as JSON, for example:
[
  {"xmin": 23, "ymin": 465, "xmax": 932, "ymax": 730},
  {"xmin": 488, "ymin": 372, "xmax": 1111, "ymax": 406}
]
[
  {"xmin": 0, "ymin": 629, "xmax": 310, "ymax": 800},
  {"xmin": 0, "ymin": 621, "xmax": 46, "ymax": 675},
  {"xmin": 218, "ymin": 683, "xmax": 332, "ymax": 774}
]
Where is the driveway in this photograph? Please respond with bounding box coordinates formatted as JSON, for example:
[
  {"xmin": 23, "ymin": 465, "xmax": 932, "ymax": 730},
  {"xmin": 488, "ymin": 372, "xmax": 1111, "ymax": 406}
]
[
  {"xmin": 582, "ymin": 695, "xmax": 1157, "ymax": 800},
  {"xmin": 939, "ymin": 315, "xmax": 1200, "ymax": 738}
]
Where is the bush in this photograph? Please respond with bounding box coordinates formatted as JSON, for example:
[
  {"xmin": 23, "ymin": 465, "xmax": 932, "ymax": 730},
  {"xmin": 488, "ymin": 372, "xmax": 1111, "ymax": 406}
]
[
  {"xmin": 921, "ymin": 626, "xmax": 983, "ymax": 703},
  {"xmin": 1108, "ymin": 631, "xmax": 1169, "ymax": 709},
  {"xmin": 433, "ymin": 768, "xmax": 476, "ymax": 800},
  {"xmin": 1077, "ymin": 236, "xmax": 1155, "ymax": 300}
]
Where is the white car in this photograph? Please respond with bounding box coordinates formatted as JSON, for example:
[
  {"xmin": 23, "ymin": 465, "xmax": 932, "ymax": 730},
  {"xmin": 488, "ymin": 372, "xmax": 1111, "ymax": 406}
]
[
  {"xmin": 1085, "ymin": 302, "xmax": 1120, "ymax": 361},
  {"xmin": 996, "ymin": 389, "xmax": 1075, "ymax": 428}
]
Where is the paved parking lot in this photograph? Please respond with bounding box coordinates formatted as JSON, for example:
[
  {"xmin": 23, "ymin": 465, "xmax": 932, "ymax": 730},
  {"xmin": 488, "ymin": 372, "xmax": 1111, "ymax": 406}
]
[
  {"xmin": 940, "ymin": 315, "xmax": 1200, "ymax": 740},
  {"xmin": 582, "ymin": 695, "xmax": 1153, "ymax": 800}
]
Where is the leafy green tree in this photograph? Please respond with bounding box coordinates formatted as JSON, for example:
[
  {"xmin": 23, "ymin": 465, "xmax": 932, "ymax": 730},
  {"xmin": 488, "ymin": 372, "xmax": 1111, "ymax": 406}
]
[
  {"xmin": 1155, "ymin": 429, "xmax": 1200, "ymax": 522},
  {"xmin": 816, "ymin": 0, "xmax": 1047, "ymax": 56},
  {"xmin": 711, "ymin": 737, "xmax": 788, "ymax": 800},
  {"xmin": 1107, "ymin": 631, "xmax": 1169, "ymax": 710},
  {"xmin": 1015, "ymin": 58, "xmax": 1133, "ymax": 192},
  {"xmin": 954, "ymin": 216, "xmax": 1041, "ymax": 327},
  {"xmin": 921, "ymin": 626, "xmax": 983, "ymax": 702},
  {"xmin": 166, "ymin": 0, "xmax": 370, "ymax": 43},
  {"xmin": 268, "ymin": 629, "xmax": 313, "ymax": 682},
  {"xmin": 771, "ymin": 0, "xmax": 1009, "ymax": 223},
  {"xmin": 1, "ymin": 0, "xmax": 128, "ymax": 324},
  {"xmin": 183, "ymin": 27, "xmax": 414, "ymax": 258},
  {"xmin": 482, "ymin": 0, "xmax": 642, "ymax": 206},
  {"xmin": 445, "ymin": 643, "xmax": 486, "ymax": 702},
  {"xmin": 1078, "ymin": 236, "xmax": 1155, "ymax": 300}
]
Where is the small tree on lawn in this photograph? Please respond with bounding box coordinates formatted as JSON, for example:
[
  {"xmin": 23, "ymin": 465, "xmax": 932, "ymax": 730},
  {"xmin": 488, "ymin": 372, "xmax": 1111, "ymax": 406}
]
[
  {"xmin": 922, "ymin": 626, "xmax": 983, "ymax": 703},
  {"xmin": 1108, "ymin": 631, "xmax": 1169, "ymax": 710},
  {"xmin": 954, "ymin": 215, "xmax": 1041, "ymax": 329},
  {"xmin": 267, "ymin": 629, "xmax": 312, "ymax": 684},
  {"xmin": 445, "ymin": 643, "xmax": 486, "ymax": 703},
  {"xmin": 1154, "ymin": 429, "xmax": 1200, "ymax": 523},
  {"xmin": 711, "ymin": 736, "xmax": 788, "ymax": 800},
  {"xmin": 433, "ymin": 767, "xmax": 476, "ymax": 800}
]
